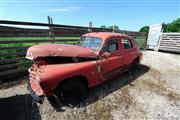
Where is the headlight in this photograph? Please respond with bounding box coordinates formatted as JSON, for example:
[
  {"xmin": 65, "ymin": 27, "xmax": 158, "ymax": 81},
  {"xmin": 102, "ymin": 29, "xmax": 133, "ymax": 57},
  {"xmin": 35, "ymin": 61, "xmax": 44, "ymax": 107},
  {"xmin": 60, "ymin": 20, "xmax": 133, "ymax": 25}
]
[{"xmin": 26, "ymin": 52, "xmax": 33, "ymax": 60}]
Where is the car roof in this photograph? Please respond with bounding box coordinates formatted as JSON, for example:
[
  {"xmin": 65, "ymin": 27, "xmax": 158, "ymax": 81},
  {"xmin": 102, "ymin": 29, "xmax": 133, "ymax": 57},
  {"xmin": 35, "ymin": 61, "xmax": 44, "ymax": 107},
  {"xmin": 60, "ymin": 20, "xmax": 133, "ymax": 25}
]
[{"xmin": 83, "ymin": 32, "xmax": 133, "ymax": 41}]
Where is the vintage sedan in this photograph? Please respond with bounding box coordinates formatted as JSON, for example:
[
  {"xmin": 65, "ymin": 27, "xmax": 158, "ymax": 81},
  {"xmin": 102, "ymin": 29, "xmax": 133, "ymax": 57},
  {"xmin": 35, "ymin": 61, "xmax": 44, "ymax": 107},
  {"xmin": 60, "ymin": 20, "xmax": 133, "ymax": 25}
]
[{"xmin": 26, "ymin": 32, "xmax": 142, "ymax": 106}]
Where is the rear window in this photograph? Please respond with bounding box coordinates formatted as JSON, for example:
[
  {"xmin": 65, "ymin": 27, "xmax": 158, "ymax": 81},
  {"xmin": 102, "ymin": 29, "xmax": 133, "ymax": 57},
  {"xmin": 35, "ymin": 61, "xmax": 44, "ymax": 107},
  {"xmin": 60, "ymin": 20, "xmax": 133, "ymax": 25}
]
[{"xmin": 122, "ymin": 39, "xmax": 132, "ymax": 49}]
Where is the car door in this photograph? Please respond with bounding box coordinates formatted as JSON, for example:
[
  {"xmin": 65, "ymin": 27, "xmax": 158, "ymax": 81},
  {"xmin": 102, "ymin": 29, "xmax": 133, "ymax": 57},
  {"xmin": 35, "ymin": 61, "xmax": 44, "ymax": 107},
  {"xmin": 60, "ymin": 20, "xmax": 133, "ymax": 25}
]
[
  {"xmin": 101, "ymin": 38, "xmax": 123, "ymax": 80},
  {"xmin": 121, "ymin": 37, "xmax": 135, "ymax": 70}
]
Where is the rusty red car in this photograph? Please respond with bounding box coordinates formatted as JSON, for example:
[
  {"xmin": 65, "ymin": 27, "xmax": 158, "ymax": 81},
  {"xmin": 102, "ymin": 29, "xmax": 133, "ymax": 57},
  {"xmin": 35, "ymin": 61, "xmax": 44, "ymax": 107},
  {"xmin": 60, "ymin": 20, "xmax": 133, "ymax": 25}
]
[{"xmin": 26, "ymin": 32, "xmax": 142, "ymax": 106}]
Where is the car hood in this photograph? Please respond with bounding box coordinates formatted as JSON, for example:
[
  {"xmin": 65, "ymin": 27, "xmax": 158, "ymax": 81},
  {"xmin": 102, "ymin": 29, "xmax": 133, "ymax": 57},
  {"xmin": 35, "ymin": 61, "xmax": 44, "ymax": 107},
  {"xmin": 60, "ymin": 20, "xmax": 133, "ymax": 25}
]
[{"xmin": 26, "ymin": 44, "xmax": 98, "ymax": 60}]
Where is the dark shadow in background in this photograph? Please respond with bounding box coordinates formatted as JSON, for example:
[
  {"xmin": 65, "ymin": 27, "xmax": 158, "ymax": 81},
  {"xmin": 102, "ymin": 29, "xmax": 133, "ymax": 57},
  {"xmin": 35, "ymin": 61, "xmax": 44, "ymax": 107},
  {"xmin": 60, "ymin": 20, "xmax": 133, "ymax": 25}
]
[
  {"xmin": 158, "ymin": 50, "xmax": 180, "ymax": 55},
  {"xmin": 0, "ymin": 94, "xmax": 41, "ymax": 120},
  {"xmin": 49, "ymin": 64, "xmax": 150, "ymax": 111},
  {"xmin": 143, "ymin": 49, "xmax": 180, "ymax": 55}
]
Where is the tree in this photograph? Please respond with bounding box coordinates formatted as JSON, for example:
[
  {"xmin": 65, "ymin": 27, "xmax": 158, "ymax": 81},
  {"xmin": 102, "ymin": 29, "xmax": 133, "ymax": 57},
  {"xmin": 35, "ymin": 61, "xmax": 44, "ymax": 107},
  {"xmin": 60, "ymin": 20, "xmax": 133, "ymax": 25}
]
[
  {"xmin": 164, "ymin": 18, "xmax": 180, "ymax": 32},
  {"xmin": 139, "ymin": 18, "xmax": 180, "ymax": 33},
  {"xmin": 100, "ymin": 25, "xmax": 120, "ymax": 31},
  {"xmin": 108, "ymin": 25, "xmax": 119, "ymax": 31},
  {"xmin": 139, "ymin": 26, "xmax": 149, "ymax": 33},
  {"xmin": 100, "ymin": 25, "xmax": 107, "ymax": 29}
]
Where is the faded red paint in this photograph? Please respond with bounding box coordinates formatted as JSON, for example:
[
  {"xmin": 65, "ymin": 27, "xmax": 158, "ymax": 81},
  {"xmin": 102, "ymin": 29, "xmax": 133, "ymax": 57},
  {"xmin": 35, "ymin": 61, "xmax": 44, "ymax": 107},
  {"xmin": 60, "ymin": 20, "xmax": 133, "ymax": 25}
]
[
  {"xmin": 27, "ymin": 32, "xmax": 143, "ymax": 101},
  {"xmin": 26, "ymin": 44, "xmax": 98, "ymax": 60},
  {"xmin": 83, "ymin": 32, "xmax": 133, "ymax": 41}
]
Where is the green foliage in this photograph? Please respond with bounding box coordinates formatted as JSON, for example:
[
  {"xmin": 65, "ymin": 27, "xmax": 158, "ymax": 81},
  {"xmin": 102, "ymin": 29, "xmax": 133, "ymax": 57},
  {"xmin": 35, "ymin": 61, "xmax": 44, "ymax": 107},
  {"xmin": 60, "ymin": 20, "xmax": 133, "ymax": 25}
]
[
  {"xmin": 163, "ymin": 18, "xmax": 180, "ymax": 32},
  {"xmin": 17, "ymin": 60, "xmax": 32, "ymax": 71},
  {"xmin": 100, "ymin": 25, "xmax": 120, "ymax": 30},
  {"xmin": 108, "ymin": 25, "xmax": 120, "ymax": 31},
  {"xmin": 100, "ymin": 25, "xmax": 106, "ymax": 29},
  {"xmin": 0, "ymin": 37, "xmax": 79, "ymax": 41},
  {"xmin": 139, "ymin": 26, "xmax": 149, "ymax": 33},
  {"xmin": 139, "ymin": 18, "xmax": 180, "ymax": 33},
  {"xmin": 135, "ymin": 36, "xmax": 147, "ymax": 50},
  {"xmin": 0, "ymin": 37, "xmax": 79, "ymax": 65}
]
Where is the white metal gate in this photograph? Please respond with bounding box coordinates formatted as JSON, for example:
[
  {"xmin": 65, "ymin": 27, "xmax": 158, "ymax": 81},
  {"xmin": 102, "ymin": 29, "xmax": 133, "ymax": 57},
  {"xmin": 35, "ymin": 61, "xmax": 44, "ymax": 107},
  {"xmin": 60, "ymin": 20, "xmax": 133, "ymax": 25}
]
[{"xmin": 147, "ymin": 24, "xmax": 163, "ymax": 50}]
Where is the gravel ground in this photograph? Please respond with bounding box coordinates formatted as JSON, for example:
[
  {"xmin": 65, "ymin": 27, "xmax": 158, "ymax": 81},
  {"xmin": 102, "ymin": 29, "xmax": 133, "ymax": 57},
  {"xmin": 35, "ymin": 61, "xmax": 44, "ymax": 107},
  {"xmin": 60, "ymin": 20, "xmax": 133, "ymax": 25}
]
[{"xmin": 0, "ymin": 51, "xmax": 179, "ymax": 120}]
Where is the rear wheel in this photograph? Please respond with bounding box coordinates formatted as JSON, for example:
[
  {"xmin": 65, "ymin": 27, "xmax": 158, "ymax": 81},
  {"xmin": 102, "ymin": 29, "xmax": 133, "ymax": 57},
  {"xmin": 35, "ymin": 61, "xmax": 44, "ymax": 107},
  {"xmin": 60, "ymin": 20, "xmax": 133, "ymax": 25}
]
[
  {"xmin": 56, "ymin": 79, "xmax": 87, "ymax": 107},
  {"xmin": 129, "ymin": 59, "xmax": 139, "ymax": 74}
]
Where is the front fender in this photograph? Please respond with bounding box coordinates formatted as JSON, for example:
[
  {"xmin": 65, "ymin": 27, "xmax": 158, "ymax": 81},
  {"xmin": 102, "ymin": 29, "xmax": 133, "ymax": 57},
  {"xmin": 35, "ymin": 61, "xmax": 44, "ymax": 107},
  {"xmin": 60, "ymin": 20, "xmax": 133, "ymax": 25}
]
[{"xmin": 39, "ymin": 61, "xmax": 100, "ymax": 94}]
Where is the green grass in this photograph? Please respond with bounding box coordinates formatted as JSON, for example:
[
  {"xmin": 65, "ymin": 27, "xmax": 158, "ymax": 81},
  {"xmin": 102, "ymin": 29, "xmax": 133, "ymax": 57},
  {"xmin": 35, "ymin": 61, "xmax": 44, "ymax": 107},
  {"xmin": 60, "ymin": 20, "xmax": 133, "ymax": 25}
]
[
  {"xmin": 0, "ymin": 37, "xmax": 79, "ymax": 41},
  {"xmin": 0, "ymin": 37, "xmax": 79, "ymax": 60},
  {"xmin": 135, "ymin": 36, "xmax": 147, "ymax": 49},
  {"xmin": 0, "ymin": 35, "xmax": 147, "ymax": 80},
  {"xmin": 0, "ymin": 37, "xmax": 79, "ymax": 48},
  {"xmin": 0, "ymin": 37, "xmax": 79, "ymax": 72}
]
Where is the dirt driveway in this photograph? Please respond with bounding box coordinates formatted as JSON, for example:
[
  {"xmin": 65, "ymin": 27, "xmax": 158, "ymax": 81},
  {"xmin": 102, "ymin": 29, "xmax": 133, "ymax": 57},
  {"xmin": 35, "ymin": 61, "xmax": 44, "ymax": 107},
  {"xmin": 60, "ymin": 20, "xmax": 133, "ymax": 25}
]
[{"xmin": 0, "ymin": 51, "xmax": 179, "ymax": 120}]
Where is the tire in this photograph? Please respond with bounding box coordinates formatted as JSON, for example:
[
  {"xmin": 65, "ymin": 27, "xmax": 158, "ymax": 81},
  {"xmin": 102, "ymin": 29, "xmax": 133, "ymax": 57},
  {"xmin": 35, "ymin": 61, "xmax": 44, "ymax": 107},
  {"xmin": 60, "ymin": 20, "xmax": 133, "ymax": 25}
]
[
  {"xmin": 129, "ymin": 59, "xmax": 138, "ymax": 74},
  {"xmin": 55, "ymin": 79, "xmax": 87, "ymax": 107}
]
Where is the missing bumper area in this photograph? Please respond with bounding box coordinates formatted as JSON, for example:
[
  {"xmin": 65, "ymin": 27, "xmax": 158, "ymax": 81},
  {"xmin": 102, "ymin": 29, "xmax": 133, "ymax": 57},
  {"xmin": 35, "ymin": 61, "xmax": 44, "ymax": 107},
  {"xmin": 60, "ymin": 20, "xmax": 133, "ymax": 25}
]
[{"xmin": 27, "ymin": 83, "xmax": 44, "ymax": 104}]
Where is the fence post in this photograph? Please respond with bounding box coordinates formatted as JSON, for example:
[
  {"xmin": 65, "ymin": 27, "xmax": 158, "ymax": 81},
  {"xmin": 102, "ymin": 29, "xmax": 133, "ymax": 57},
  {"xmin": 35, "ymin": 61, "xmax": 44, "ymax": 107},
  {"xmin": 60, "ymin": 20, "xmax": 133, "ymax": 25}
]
[
  {"xmin": 48, "ymin": 16, "xmax": 55, "ymax": 43},
  {"xmin": 112, "ymin": 26, "xmax": 115, "ymax": 33},
  {"xmin": 88, "ymin": 21, "xmax": 92, "ymax": 32}
]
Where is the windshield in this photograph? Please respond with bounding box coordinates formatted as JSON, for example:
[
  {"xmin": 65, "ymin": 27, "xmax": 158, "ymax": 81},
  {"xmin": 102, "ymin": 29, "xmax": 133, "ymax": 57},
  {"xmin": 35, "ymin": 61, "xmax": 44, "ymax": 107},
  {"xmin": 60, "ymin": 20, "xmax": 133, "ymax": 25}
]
[{"xmin": 78, "ymin": 36, "xmax": 102, "ymax": 51}]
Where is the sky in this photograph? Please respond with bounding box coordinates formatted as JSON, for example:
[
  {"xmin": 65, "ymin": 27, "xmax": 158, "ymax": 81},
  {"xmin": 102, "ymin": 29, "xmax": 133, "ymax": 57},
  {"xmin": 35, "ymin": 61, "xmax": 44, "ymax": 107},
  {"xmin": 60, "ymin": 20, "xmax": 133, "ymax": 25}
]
[{"xmin": 0, "ymin": 0, "xmax": 179, "ymax": 31}]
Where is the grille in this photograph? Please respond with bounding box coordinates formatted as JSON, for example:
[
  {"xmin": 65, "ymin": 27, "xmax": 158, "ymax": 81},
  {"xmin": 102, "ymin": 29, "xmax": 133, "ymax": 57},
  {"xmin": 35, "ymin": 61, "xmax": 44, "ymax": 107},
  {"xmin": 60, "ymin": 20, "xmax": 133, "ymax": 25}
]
[{"xmin": 29, "ymin": 65, "xmax": 43, "ymax": 95}]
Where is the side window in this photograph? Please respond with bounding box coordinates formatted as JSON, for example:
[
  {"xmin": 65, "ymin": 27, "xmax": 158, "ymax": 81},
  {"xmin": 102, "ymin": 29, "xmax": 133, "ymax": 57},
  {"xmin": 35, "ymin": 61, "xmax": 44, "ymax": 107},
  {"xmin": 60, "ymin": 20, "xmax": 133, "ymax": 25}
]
[
  {"xmin": 104, "ymin": 39, "xmax": 118, "ymax": 52},
  {"xmin": 122, "ymin": 39, "xmax": 132, "ymax": 49}
]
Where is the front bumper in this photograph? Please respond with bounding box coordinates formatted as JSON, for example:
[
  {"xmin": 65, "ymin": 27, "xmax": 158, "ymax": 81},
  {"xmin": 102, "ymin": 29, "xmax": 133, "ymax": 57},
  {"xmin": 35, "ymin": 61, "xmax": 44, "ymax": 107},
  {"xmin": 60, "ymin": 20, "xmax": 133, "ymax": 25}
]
[{"xmin": 27, "ymin": 82, "xmax": 44, "ymax": 104}]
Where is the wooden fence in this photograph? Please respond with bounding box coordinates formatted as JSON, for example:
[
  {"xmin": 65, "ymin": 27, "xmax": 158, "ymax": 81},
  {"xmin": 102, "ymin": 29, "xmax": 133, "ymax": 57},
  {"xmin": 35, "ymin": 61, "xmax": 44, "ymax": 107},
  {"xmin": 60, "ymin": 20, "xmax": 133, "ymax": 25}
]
[
  {"xmin": 158, "ymin": 33, "xmax": 180, "ymax": 53},
  {"xmin": 0, "ymin": 19, "xmax": 147, "ymax": 82}
]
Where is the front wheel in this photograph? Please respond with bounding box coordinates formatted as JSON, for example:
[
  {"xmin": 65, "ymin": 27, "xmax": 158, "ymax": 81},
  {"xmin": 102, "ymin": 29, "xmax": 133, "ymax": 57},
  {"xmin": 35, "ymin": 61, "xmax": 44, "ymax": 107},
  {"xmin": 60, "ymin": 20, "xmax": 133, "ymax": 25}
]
[{"xmin": 56, "ymin": 80, "xmax": 87, "ymax": 107}]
